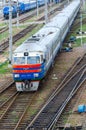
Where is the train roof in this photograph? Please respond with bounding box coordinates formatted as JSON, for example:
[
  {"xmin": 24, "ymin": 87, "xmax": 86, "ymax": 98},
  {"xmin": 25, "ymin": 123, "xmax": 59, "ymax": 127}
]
[
  {"xmin": 61, "ymin": 0, "xmax": 80, "ymax": 14},
  {"xmin": 45, "ymin": 16, "xmax": 68, "ymax": 28},
  {"xmin": 12, "ymin": 0, "xmax": 37, "ymax": 4},
  {"xmin": 14, "ymin": 0, "xmax": 80, "ymax": 54},
  {"xmin": 45, "ymin": 0, "xmax": 80, "ymax": 29},
  {"xmin": 14, "ymin": 27, "xmax": 60, "ymax": 53}
]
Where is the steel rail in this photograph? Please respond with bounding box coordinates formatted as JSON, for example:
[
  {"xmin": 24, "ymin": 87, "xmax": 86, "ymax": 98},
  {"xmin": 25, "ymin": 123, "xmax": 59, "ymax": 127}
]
[
  {"xmin": 13, "ymin": 92, "xmax": 38, "ymax": 130},
  {"xmin": 0, "ymin": 83, "xmax": 16, "ymax": 107},
  {"xmin": 48, "ymin": 69, "xmax": 86, "ymax": 130},
  {"xmin": 26, "ymin": 65, "xmax": 86, "ymax": 130},
  {"xmin": 25, "ymin": 55, "xmax": 86, "ymax": 128},
  {"xmin": 0, "ymin": 81, "xmax": 14, "ymax": 94},
  {"xmin": 0, "ymin": 92, "xmax": 19, "ymax": 120},
  {"xmin": 0, "ymin": 91, "xmax": 17, "ymax": 108},
  {"xmin": 0, "ymin": 27, "xmax": 8, "ymax": 34},
  {"xmin": 47, "ymin": 53, "xmax": 86, "ymax": 102}
]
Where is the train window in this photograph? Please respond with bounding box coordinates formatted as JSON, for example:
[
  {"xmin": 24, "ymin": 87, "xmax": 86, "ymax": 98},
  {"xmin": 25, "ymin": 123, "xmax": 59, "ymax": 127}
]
[
  {"xmin": 27, "ymin": 56, "xmax": 40, "ymax": 64},
  {"xmin": 14, "ymin": 57, "xmax": 25, "ymax": 64},
  {"xmin": 41, "ymin": 55, "xmax": 43, "ymax": 62}
]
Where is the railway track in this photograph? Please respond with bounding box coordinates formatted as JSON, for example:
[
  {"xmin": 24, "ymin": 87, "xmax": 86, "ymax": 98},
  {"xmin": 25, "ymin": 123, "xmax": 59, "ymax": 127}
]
[
  {"xmin": 0, "ymin": 82, "xmax": 16, "ymax": 114},
  {"xmin": 18, "ymin": 0, "xmax": 68, "ymax": 23},
  {"xmin": 25, "ymin": 53, "xmax": 86, "ymax": 130},
  {"xmin": 0, "ymin": 78, "xmax": 14, "ymax": 93},
  {"xmin": 0, "ymin": 54, "xmax": 85, "ymax": 130},
  {"xmin": 0, "ymin": 24, "xmax": 38, "ymax": 52},
  {"xmin": 0, "ymin": 89, "xmax": 38, "ymax": 130},
  {"xmin": 0, "ymin": 0, "xmax": 67, "ymax": 34},
  {"xmin": 0, "ymin": 26, "xmax": 8, "ymax": 34},
  {"xmin": 48, "ymin": 53, "xmax": 86, "ymax": 100},
  {"xmin": 55, "ymin": 80, "xmax": 86, "ymax": 130},
  {"xmin": 0, "ymin": 1, "xmax": 69, "ymax": 52},
  {"xmin": 3, "ymin": 0, "xmax": 68, "ymax": 24}
]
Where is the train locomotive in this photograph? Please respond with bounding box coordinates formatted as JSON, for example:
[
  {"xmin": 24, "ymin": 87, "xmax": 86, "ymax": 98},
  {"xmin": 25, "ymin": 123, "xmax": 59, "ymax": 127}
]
[
  {"xmin": 3, "ymin": 0, "xmax": 45, "ymax": 19},
  {"xmin": 12, "ymin": 0, "xmax": 80, "ymax": 91}
]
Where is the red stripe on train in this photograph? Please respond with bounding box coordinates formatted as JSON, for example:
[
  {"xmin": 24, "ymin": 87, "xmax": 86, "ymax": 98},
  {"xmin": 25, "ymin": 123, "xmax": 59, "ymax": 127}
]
[
  {"xmin": 13, "ymin": 69, "xmax": 41, "ymax": 73},
  {"xmin": 13, "ymin": 64, "xmax": 41, "ymax": 68}
]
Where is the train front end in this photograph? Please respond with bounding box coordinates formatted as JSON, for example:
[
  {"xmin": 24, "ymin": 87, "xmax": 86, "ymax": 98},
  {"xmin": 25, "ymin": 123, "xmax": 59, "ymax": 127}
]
[
  {"xmin": 3, "ymin": 6, "xmax": 17, "ymax": 19},
  {"xmin": 12, "ymin": 51, "xmax": 45, "ymax": 91}
]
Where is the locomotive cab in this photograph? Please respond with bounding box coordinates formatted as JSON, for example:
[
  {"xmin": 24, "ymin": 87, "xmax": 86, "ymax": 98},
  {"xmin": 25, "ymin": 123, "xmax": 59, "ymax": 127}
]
[{"xmin": 13, "ymin": 51, "xmax": 45, "ymax": 91}]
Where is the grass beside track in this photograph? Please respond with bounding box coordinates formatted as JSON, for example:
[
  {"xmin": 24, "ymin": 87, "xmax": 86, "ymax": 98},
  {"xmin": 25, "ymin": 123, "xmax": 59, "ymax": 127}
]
[
  {"xmin": 65, "ymin": 22, "xmax": 86, "ymax": 48},
  {"xmin": 0, "ymin": 61, "xmax": 12, "ymax": 74}
]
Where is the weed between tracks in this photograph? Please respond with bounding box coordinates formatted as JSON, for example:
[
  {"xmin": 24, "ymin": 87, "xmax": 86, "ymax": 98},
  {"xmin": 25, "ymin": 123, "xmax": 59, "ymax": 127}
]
[
  {"xmin": 0, "ymin": 61, "xmax": 12, "ymax": 74},
  {"xmin": 12, "ymin": 111, "xmax": 19, "ymax": 123}
]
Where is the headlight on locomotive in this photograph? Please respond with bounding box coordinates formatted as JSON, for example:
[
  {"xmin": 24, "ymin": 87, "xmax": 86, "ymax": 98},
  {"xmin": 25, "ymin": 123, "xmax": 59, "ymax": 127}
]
[
  {"xmin": 14, "ymin": 74, "xmax": 20, "ymax": 78},
  {"xmin": 34, "ymin": 73, "xmax": 39, "ymax": 77}
]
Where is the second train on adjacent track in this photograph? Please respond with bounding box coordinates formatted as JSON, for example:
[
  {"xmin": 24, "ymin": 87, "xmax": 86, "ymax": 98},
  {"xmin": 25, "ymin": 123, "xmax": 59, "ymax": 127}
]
[
  {"xmin": 12, "ymin": 0, "xmax": 80, "ymax": 91},
  {"xmin": 3, "ymin": 0, "xmax": 60, "ymax": 19},
  {"xmin": 3, "ymin": 0, "xmax": 45, "ymax": 19}
]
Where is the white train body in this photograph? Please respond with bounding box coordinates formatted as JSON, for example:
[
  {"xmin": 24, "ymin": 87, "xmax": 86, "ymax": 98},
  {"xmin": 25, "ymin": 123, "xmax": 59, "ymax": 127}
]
[{"xmin": 12, "ymin": 0, "xmax": 80, "ymax": 91}]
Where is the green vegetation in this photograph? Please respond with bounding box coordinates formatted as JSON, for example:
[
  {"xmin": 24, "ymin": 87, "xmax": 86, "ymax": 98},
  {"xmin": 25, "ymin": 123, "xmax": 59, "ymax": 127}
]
[
  {"xmin": 0, "ymin": 13, "xmax": 43, "ymax": 42},
  {"xmin": 12, "ymin": 111, "xmax": 19, "ymax": 123},
  {"xmin": 66, "ymin": 22, "xmax": 86, "ymax": 48},
  {"xmin": 0, "ymin": 61, "xmax": 12, "ymax": 74},
  {"xmin": 0, "ymin": 22, "xmax": 7, "ymax": 27},
  {"xmin": 73, "ymin": 37, "xmax": 86, "ymax": 47},
  {"xmin": 28, "ymin": 108, "xmax": 37, "ymax": 115},
  {"xmin": 0, "ymin": 31, "xmax": 9, "ymax": 41},
  {"xmin": 0, "ymin": 26, "xmax": 25, "ymax": 42},
  {"xmin": 0, "ymin": 22, "xmax": 43, "ymax": 44}
]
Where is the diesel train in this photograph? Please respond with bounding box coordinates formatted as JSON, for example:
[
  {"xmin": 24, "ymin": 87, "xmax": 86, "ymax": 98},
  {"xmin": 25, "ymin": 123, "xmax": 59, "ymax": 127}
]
[
  {"xmin": 3, "ymin": 0, "xmax": 45, "ymax": 19},
  {"xmin": 12, "ymin": 0, "xmax": 80, "ymax": 91},
  {"xmin": 3, "ymin": 0, "xmax": 61, "ymax": 19}
]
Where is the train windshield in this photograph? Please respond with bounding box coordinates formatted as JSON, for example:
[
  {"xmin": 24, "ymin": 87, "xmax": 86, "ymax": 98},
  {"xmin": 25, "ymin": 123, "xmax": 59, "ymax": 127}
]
[
  {"xmin": 27, "ymin": 56, "xmax": 40, "ymax": 64},
  {"xmin": 14, "ymin": 57, "xmax": 25, "ymax": 64}
]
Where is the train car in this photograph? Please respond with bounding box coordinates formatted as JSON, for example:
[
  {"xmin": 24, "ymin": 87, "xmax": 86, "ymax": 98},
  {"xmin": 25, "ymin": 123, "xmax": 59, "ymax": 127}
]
[
  {"xmin": 28, "ymin": 0, "xmax": 37, "ymax": 10},
  {"xmin": 19, "ymin": 0, "xmax": 38, "ymax": 13},
  {"xmin": 12, "ymin": 0, "xmax": 80, "ymax": 91},
  {"xmin": 3, "ymin": 0, "xmax": 44, "ymax": 19},
  {"xmin": 3, "ymin": 5, "xmax": 17, "ymax": 19},
  {"xmin": 38, "ymin": 0, "xmax": 45, "ymax": 6}
]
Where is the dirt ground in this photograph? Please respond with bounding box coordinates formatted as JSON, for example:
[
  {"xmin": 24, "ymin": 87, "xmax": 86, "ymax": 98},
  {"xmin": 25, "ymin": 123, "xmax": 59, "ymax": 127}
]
[
  {"xmin": 65, "ymin": 81, "xmax": 86, "ymax": 128},
  {"xmin": 0, "ymin": 45, "xmax": 86, "ymax": 127}
]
